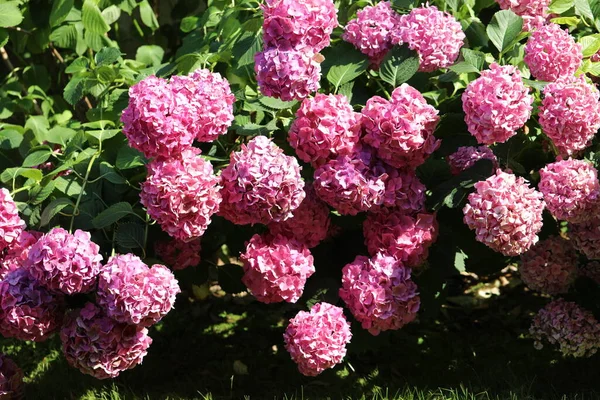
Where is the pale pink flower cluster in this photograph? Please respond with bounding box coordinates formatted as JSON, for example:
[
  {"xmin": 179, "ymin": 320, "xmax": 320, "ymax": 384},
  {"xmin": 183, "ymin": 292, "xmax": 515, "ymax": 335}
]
[
  {"xmin": 447, "ymin": 146, "xmax": 499, "ymax": 175},
  {"xmin": 26, "ymin": 228, "xmax": 103, "ymax": 295},
  {"xmin": 241, "ymin": 233, "xmax": 315, "ymax": 303},
  {"xmin": 393, "ymin": 5, "xmax": 465, "ymax": 72},
  {"xmin": 568, "ymin": 217, "xmax": 600, "ymax": 259},
  {"xmin": 524, "ymin": 24, "xmax": 582, "ymax": 82},
  {"xmin": 97, "ymin": 254, "xmax": 180, "ymax": 327},
  {"xmin": 268, "ymin": 184, "xmax": 331, "ymax": 248},
  {"xmin": 363, "ymin": 210, "xmax": 438, "ymax": 268},
  {"xmin": 580, "ymin": 261, "xmax": 600, "ymax": 284},
  {"xmin": 519, "ymin": 236, "xmax": 578, "ymax": 294},
  {"xmin": 463, "ymin": 170, "xmax": 545, "ymax": 256},
  {"xmin": 141, "ymin": 148, "xmax": 221, "ymax": 241},
  {"xmin": 283, "ymin": 302, "xmax": 352, "ymax": 376},
  {"xmin": 220, "ymin": 136, "xmax": 305, "ymax": 225},
  {"xmin": 0, "ymin": 354, "xmax": 23, "ymax": 399},
  {"xmin": 0, "ymin": 269, "xmax": 64, "ymax": 342},
  {"xmin": 462, "ymin": 64, "xmax": 533, "ymax": 145},
  {"xmin": 0, "ymin": 230, "xmax": 41, "ymax": 279},
  {"xmin": 376, "ymin": 168, "xmax": 426, "ymax": 214},
  {"xmin": 288, "ymin": 93, "xmax": 362, "ymax": 167},
  {"xmin": 0, "ymin": 188, "xmax": 25, "ymax": 252},
  {"xmin": 530, "ymin": 299, "xmax": 600, "ymax": 358},
  {"xmin": 61, "ymin": 303, "xmax": 153, "ymax": 379},
  {"xmin": 362, "ymin": 84, "xmax": 440, "ymax": 169},
  {"xmin": 340, "ymin": 253, "xmax": 419, "ymax": 335},
  {"xmin": 539, "ymin": 159, "xmax": 600, "ymax": 223},
  {"xmin": 495, "ymin": 0, "xmax": 551, "ymax": 31},
  {"xmin": 154, "ymin": 238, "xmax": 201, "ymax": 270},
  {"xmin": 539, "ymin": 76, "xmax": 600, "ymax": 157}
]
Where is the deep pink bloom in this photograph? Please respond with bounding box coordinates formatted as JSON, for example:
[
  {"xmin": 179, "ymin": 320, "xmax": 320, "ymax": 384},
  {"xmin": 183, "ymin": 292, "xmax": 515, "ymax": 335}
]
[
  {"xmin": 26, "ymin": 228, "xmax": 103, "ymax": 295},
  {"xmin": 0, "ymin": 269, "xmax": 64, "ymax": 342},
  {"xmin": 580, "ymin": 261, "xmax": 600, "ymax": 284},
  {"xmin": 463, "ymin": 170, "xmax": 545, "ymax": 256},
  {"xmin": 141, "ymin": 148, "xmax": 221, "ymax": 241},
  {"xmin": 61, "ymin": 303, "xmax": 152, "ymax": 379},
  {"xmin": 539, "ymin": 159, "xmax": 600, "ymax": 223},
  {"xmin": 0, "ymin": 230, "xmax": 42, "ymax": 279},
  {"xmin": 375, "ymin": 167, "xmax": 426, "ymax": 214},
  {"xmin": 362, "ymin": 84, "xmax": 440, "ymax": 169},
  {"xmin": 0, "ymin": 188, "xmax": 25, "ymax": 253},
  {"xmin": 288, "ymin": 93, "xmax": 362, "ymax": 167},
  {"xmin": 219, "ymin": 136, "xmax": 305, "ymax": 225},
  {"xmin": 340, "ymin": 253, "xmax": 419, "ymax": 335},
  {"xmin": 0, "ymin": 354, "xmax": 23, "ymax": 398},
  {"xmin": 495, "ymin": 0, "xmax": 551, "ymax": 31},
  {"xmin": 568, "ymin": 217, "xmax": 600, "ymax": 259},
  {"xmin": 447, "ymin": 146, "xmax": 499, "ymax": 175},
  {"xmin": 154, "ymin": 238, "xmax": 201, "ymax": 270},
  {"xmin": 283, "ymin": 302, "xmax": 352, "ymax": 376},
  {"xmin": 462, "ymin": 64, "xmax": 533, "ymax": 145},
  {"xmin": 530, "ymin": 299, "xmax": 600, "ymax": 358}
]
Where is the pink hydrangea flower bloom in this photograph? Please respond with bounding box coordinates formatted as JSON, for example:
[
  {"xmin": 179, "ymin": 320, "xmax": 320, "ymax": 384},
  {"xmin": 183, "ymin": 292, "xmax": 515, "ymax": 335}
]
[
  {"xmin": 262, "ymin": 0, "xmax": 337, "ymax": 52},
  {"xmin": 340, "ymin": 253, "xmax": 420, "ymax": 335},
  {"xmin": 288, "ymin": 93, "xmax": 362, "ymax": 168},
  {"xmin": 580, "ymin": 261, "xmax": 600, "ymax": 284},
  {"xmin": 363, "ymin": 210, "xmax": 438, "ymax": 268},
  {"xmin": 97, "ymin": 254, "xmax": 180, "ymax": 327},
  {"xmin": 283, "ymin": 302, "xmax": 352, "ymax": 376},
  {"xmin": 0, "ymin": 230, "xmax": 42, "ymax": 279},
  {"xmin": 568, "ymin": 217, "xmax": 600, "ymax": 259},
  {"xmin": 241, "ymin": 233, "xmax": 315, "ymax": 303},
  {"xmin": 26, "ymin": 228, "xmax": 103, "ymax": 295},
  {"xmin": 524, "ymin": 23, "xmax": 582, "ymax": 82},
  {"xmin": 342, "ymin": 1, "xmax": 401, "ymax": 67},
  {"xmin": 0, "ymin": 188, "xmax": 25, "ymax": 253},
  {"xmin": 268, "ymin": 184, "xmax": 331, "ymax": 248},
  {"xmin": 255, "ymin": 47, "xmax": 321, "ymax": 101},
  {"xmin": 495, "ymin": 0, "xmax": 551, "ymax": 31},
  {"xmin": 530, "ymin": 299, "xmax": 600, "ymax": 358},
  {"xmin": 463, "ymin": 170, "xmax": 545, "ymax": 256},
  {"xmin": 61, "ymin": 303, "xmax": 153, "ymax": 379},
  {"xmin": 462, "ymin": 64, "xmax": 533, "ymax": 145},
  {"xmin": 219, "ymin": 136, "xmax": 305, "ymax": 225},
  {"xmin": 539, "ymin": 159, "xmax": 600, "ymax": 223},
  {"xmin": 539, "ymin": 76, "xmax": 600, "ymax": 157},
  {"xmin": 0, "ymin": 269, "xmax": 64, "ymax": 342},
  {"xmin": 0, "ymin": 354, "xmax": 23, "ymax": 399},
  {"xmin": 520, "ymin": 236, "xmax": 578, "ymax": 295},
  {"xmin": 169, "ymin": 69, "xmax": 235, "ymax": 142},
  {"xmin": 447, "ymin": 146, "xmax": 499, "ymax": 175},
  {"xmin": 375, "ymin": 167, "xmax": 426, "ymax": 214},
  {"xmin": 362, "ymin": 84, "xmax": 440, "ymax": 169},
  {"xmin": 154, "ymin": 238, "xmax": 201, "ymax": 270},
  {"xmin": 141, "ymin": 148, "xmax": 222, "ymax": 241},
  {"xmin": 393, "ymin": 5, "xmax": 465, "ymax": 72}
]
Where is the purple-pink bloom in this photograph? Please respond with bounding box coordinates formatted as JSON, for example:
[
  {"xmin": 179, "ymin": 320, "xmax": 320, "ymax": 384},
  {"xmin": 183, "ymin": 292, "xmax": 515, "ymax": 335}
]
[
  {"xmin": 0, "ymin": 188, "xmax": 25, "ymax": 253},
  {"xmin": 339, "ymin": 253, "xmax": 420, "ymax": 335},
  {"xmin": 61, "ymin": 303, "xmax": 152, "ymax": 379},
  {"xmin": 283, "ymin": 302, "xmax": 352, "ymax": 376},
  {"xmin": 0, "ymin": 354, "xmax": 23, "ymax": 399},
  {"xmin": 0, "ymin": 230, "xmax": 42, "ymax": 280},
  {"xmin": 375, "ymin": 167, "xmax": 426, "ymax": 214},
  {"xmin": 447, "ymin": 146, "xmax": 499, "ymax": 175},
  {"xmin": 495, "ymin": 0, "xmax": 551, "ymax": 31},
  {"xmin": 154, "ymin": 238, "xmax": 201, "ymax": 270},
  {"xmin": 568, "ymin": 217, "xmax": 600, "ymax": 259}
]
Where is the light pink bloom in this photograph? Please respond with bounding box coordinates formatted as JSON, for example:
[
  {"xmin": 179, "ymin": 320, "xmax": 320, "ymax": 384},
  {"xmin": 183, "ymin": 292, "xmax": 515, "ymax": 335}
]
[
  {"xmin": 0, "ymin": 188, "xmax": 25, "ymax": 253},
  {"xmin": 447, "ymin": 146, "xmax": 499, "ymax": 175},
  {"xmin": 495, "ymin": 0, "xmax": 551, "ymax": 31},
  {"xmin": 0, "ymin": 230, "xmax": 42, "ymax": 279}
]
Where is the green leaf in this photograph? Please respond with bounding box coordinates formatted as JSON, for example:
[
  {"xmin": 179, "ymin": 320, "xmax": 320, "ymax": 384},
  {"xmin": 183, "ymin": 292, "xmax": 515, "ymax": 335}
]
[
  {"xmin": 0, "ymin": 129, "xmax": 23, "ymax": 149},
  {"xmin": 29, "ymin": 181, "xmax": 56, "ymax": 205},
  {"xmin": 379, "ymin": 44, "xmax": 420, "ymax": 88},
  {"xmin": 63, "ymin": 75, "xmax": 86, "ymax": 106},
  {"xmin": 338, "ymin": 81, "xmax": 354, "ymax": 103},
  {"xmin": 575, "ymin": 0, "xmax": 594, "ymax": 20},
  {"xmin": 65, "ymin": 57, "xmax": 89, "ymax": 74},
  {"xmin": 139, "ymin": 0, "xmax": 159, "ymax": 31},
  {"xmin": 82, "ymin": 0, "xmax": 110, "ymax": 34},
  {"xmin": 323, "ymin": 42, "xmax": 369, "ymax": 90},
  {"xmin": 92, "ymin": 202, "xmax": 134, "ymax": 228},
  {"xmin": 50, "ymin": 24, "xmax": 77, "ymax": 48},
  {"xmin": 0, "ymin": 29, "xmax": 8, "ymax": 47},
  {"xmin": 50, "ymin": 0, "xmax": 74, "ymax": 27},
  {"xmin": 233, "ymin": 32, "xmax": 262, "ymax": 68},
  {"xmin": 391, "ymin": 0, "xmax": 415, "ymax": 10},
  {"xmin": 0, "ymin": 168, "xmax": 43, "ymax": 183},
  {"xmin": 218, "ymin": 264, "xmax": 246, "ymax": 293},
  {"xmin": 486, "ymin": 10, "xmax": 523, "ymax": 53},
  {"xmin": 86, "ymin": 128, "xmax": 120, "ymax": 142},
  {"xmin": 579, "ymin": 34, "xmax": 600, "ymax": 57},
  {"xmin": 54, "ymin": 175, "xmax": 84, "ymax": 197},
  {"xmin": 101, "ymin": 5, "xmax": 121, "ymax": 25},
  {"xmin": 115, "ymin": 222, "xmax": 145, "ymax": 248},
  {"xmin": 99, "ymin": 161, "xmax": 126, "ymax": 184},
  {"xmin": 549, "ymin": 0, "xmax": 575, "ymax": 13},
  {"xmin": 550, "ymin": 16, "xmax": 581, "ymax": 25},
  {"xmin": 454, "ymin": 249, "xmax": 468, "ymax": 273},
  {"xmin": 257, "ymin": 97, "xmax": 296, "ymax": 110},
  {"xmin": 116, "ymin": 145, "xmax": 146, "ymax": 169},
  {"xmin": 180, "ymin": 16, "xmax": 199, "ymax": 32},
  {"xmin": 39, "ymin": 197, "xmax": 73, "ymax": 226},
  {"xmin": 95, "ymin": 47, "xmax": 121, "ymax": 66},
  {"xmin": 46, "ymin": 126, "xmax": 77, "ymax": 145},
  {"xmin": 136, "ymin": 45, "xmax": 164, "ymax": 67},
  {"xmin": 25, "ymin": 115, "xmax": 49, "ymax": 142},
  {"xmin": 0, "ymin": 2, "xmax": 23, "ymax": 28},
  {"xmin": 22, "ymin": 150, "xmax": 52, "ymax": 168}
]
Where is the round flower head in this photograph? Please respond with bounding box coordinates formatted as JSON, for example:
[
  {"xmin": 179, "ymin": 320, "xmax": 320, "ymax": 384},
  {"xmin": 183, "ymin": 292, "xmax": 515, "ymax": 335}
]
[
  {"xmin": 0, "ymin": 269, "xmax": 64, "ymax": 342},
  {"xmin": 393, "ymin": 5, "xmax": 465, "ymax": 72},
  {"xmin": 0, "ymin": 354, "xmax": 23, "ymax": 399},
  {"xmin": 530, "ymin": 299, "xmax": 600, "ymax": 358},
  {"xmin": 568, "ymin": 217, "xmax": 600, "ymax": 259},
  {"xmin": 362, "ymin": 84, "xmax": 440, "ymax": 169},
  {"xmin": 0, "ymin": 188, "xmax": 25, "ymax": 253},
  {"xmin": 461, "ymin": 64, "xmax": 533, "ymax": 145},
  {"xmin": 539, "ymin": 159, "xmax": 600, "ymax": 223},
  {"xmin": 539, "ymin": 75, "xmax": 600, "ymax": 157},
  {"xmin": 255, "ymin": 47, "xmax": 321, "ymax": 101},
  {"xmin": 0, "ymin": 230, "xmax": 42, "ymax": 280},
  {"xmin": 154, "ymin": 238, "xmax": 201, "ymax": 270},
  {"xmin": 447, "ymin": 146, "xmax": 499, "ymax": 175},
  {"xmin": 26, "ymin": 228, "xmax": 102, "ymax": 295},
  {"xmin": 121, "ymin": 75, "xmax": 195, "ymax": 160},
  {"xmin": 519, "ymin": 236, "xmax": 578, "ymax": 295},
  {"xmin": 283, "ymin": 302, "xmax": 352, "ymax": 376},
  {"xmin": 524, "ymin": 23, "xmax": 582, "ymax": 82},
  {"xmin": 61, "ymin": 303, "xmax": 152, "ymax": 379},
  {"xmin": 463, "ymin": 170, "xmax": 545, "ymax": 256},
  {"xmin": 262, "ymin": 0, "xmax": 337, "ymax": 52},
  {"xmin": 342, "ymin": 1, "xmax": 401, "ymax": 67},
  {"xmin": 219, "ymin": 136, "xmax": 305, "ymax": 225},
  {"xmin": 340, "ymin": 253, "xmax": 420, "ymax": 335},
  {"xmin": 363, "ymin": 210, "xmax": 438, "ymax": 268},
  {"xmin": 140, "ymin": 148, "xmax": 222, "ymax": 241},
  {"xmin": 288, "ymin": 93, "xmax": 362, "ymax": 168},
  {"xmin": 241, "ymin": 233, "xmax": 315, "ymax": 303},
  {"xmin": 268, "ymin": 184, "xmax": 331, "ymax": 248},
  {"xmin": 580, "ymin": 261, "xmax": 600, "ymax": 284},
  {"xmin": 97, "ymin": 254, "xmax": 180, "ymax": 327},
  {"xmin": 495, "ymin": 0, "xmax": 551, "ymax": 31},
  {"xmin": 376, "ymin": 167, "xmax": 426, "ymax": 214},
  {"xmin": 169, "ymin": 68, "xmax": 235, "ymax": 142}
]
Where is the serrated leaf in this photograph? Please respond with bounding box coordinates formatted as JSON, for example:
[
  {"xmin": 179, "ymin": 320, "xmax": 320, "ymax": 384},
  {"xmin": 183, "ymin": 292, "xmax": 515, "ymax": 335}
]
[
  {"xmin": 449, "ymin": 62, "xmax": 480, "ymax": 74},
  {"xmin": 326, "ymin": 44, "xmax": 369, "ymax": 90},
  {"xmin": 95, "ymin": 47, "xmax": 121, "ymax": 66},
  {"xmin": 575, "ymin": 0, "xmax": 594, "ymax": 20},
  {"xmin": 139, "ymin": 0, "xmax": 159, "ymax": 31},
  {"xmin": 379, "ymin": 44, "xmax": 420, "ymax": 88},
  {"xmin": 339, "ymin": 81, "xmax": 354, "ymax": 103},
  {"xmin": 1, "ymin": 168, "xmax": 43, "ymax": 183},
  {"xmin": 50, "ymin": 0, "xmax": 74, "ymax": 27},
  {"xmin": 0, "ymin": 2, "xmax": 23, "ymax": 28},
  {"xmin": 486, "ymin": 10, "xmax": 523, "ymax": 53},
  {"xmin": 218, "ymin": 264, "xmax": 246, "ymax": 293},
  {"xmin": 54, "ymin": 175, "xmax": 84, "ymax": 197},
  {"xmin": 82, "ymin": 0, "xmax": 110, "ymax": 34},
  {"xmin": 29, "ymin": 181, "xmax": 56, "ymax": 205},
  {"xmin": 579, "ymin": 34, "xmax": 600, "ymax": 57},
  {"xmin": 136, "ymin": 45, "xmax": 164, "ymax": 67},
  {"xmin": 454, "ymin": 249, "xmax": 468, "ymax": 273},
  {"xmin": 92, "ymin": 202, "xmax": 134, "ymax": 228},
  {"xmin": 232, "ymin": 32, "xmax": 262, "ymax": 68},
  {"xmin": 50, "ymin": 24, "xmax": 78, "ymax": 48},
  {"xmin": 63, "ymin": 75, "xmax": 86, "ymax": 106},
  {"xmin": 116, "ymin": 145, "xmax": 146, "ymax": 169},
  {"xmin": 549, "ymin": 0, "xmax": 575, "ymax": 13},
  {"xmin": 86, "ymin": 128, "xmax": 120, "ymax": 142},
  {"xmin": 39, "ymin": 197, "xmax": 73, "ymax": 227},
  {"xmin": 257, "ymin": 97, "xmax": 296, "ymax": 110},
  {"xmin": 115, "ymin": 222, "xmax": 145, "ymax": 248},
  {"xmin": 65, "ymin": 57, "xmax": 89, "ymax": 74},
  {"xmin": 22, "ymin": 150, "xmax": 52, "ymax": 168}
]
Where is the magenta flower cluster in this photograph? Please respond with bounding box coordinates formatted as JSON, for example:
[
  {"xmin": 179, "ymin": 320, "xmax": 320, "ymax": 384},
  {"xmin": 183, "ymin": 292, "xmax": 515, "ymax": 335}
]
[
  {"xmin": 0, "ymin": 230, "xmax": 41, "ymax": 280},
  {"xmin": 0, "ymin": 188, "xmax": 25, "ymax": 253},
  {"xmin": 154, "ymin": 238, "xmax": 201, "ymax": 270},
  {"xmin": 377, "ymin": 167, "xmax": 426, "ymax": 214},
  {"xmin": 447, "ymin": 146, "xmax": 498, "ymax": 175},
  {"xmin": 0, "ymin": 354, "xmax": 23, "ymax": 399},
  {"xmin": 495, "ymin": 0, "xmax": 551, "ymax": 31},
  {"xmin": 568, "ymin": 217, "xmax": 600, "ymax": 260}
]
